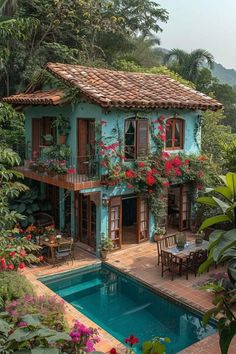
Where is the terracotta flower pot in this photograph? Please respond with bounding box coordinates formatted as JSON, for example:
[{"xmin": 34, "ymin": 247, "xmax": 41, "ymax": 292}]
[
  {"xmin": 153, "ymin": 234, "xmax": 163, "ymax": 242},
  {"xmin": 100, "ymin": 250, "xmax": 108, "ymax": 261},
  {"xmin": 58, "ymin": 135, "xmax": 67, "ymax": 144}
]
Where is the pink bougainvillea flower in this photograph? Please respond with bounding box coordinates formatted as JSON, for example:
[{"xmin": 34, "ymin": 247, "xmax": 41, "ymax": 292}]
[
  {"xmin": 9, "ymin": 251, "xmax": 16, "ymax": 257},
  {"xmin": 68, "ymin": 168, "xmax": 76, "ymax": 174},
  {"xmin": 138, "ymin": 162, "xmax": 145, "ymax": 168},
  {"xmin": 19, "ymin": 250, "xmax": 26, "ymax": 257},
  {"xmin": 18, "ymin": 262, "xmax": 25, "ymax": 270},
  {"xmin": 175, "ymin": 168, "xmax": 182, "ymax": 176},
  {"xmin": 159, "ymin": 133, "xmax": 166, "ymax": 142},
  {"xmin": 162, "ymin": 151, "xmax": 171, "ymax": 159},
  {"xmin": 7, "ymin": 264, "xmax": 14, "ymax": 270},
  {"xmin": 162, "ymin": 181, "xmax": 170, "ymax": 187},
  {"xmin": 158, "ymin": 125, "xmax": 164, "ymax": 132},
  {"xmin": 18, "ymin": 321, "xmax": 28, "ymax": 328},
  {"xmin": 125, "ymin": 335, "xmax": 139, "ymax": 346},
  {"xmin": 172, "ymin": 156, "xmax": 182, "ymax": 167},
  {"xmin": 1, "ymin": 258, "xmax": 6, "ymax": 269},
  {"xmin": 85, "ymin": 339, "xmax": 95, "ymax": 352}
]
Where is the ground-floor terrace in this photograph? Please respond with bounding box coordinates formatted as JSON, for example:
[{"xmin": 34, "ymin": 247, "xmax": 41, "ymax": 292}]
[
  {"xmin": 25, "ymin": 178, "xmax": 193, "ymax": 255},
  {"xmin": 23, "ymin": 241, "xmax": 236, "ymax": 354}
]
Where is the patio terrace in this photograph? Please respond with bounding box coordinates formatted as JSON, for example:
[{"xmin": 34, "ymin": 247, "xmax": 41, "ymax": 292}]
[{"xmin": 23, "ymin": 241, "xmax": 235, "ymax": 354}]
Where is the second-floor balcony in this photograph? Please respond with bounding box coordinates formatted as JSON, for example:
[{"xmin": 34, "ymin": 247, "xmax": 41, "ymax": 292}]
[{"xmin": 17, "ymin": 155, "xmax": 101, "ymax": 191}]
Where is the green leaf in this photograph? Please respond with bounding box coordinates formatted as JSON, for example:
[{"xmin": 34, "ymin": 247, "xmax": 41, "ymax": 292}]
[
  {"xmin": 46, "ymin": 332, "xmax": 71, "ymax": 344},
  {"xmin": 0, "ymin": 318, "xmax": 11, "ymax": 336},
  {"xmin": 21, "ymin": 314, "xmax": 41, "ymax": 327},
  {"xmin": 219, "ymin": 320, "xmax": 236, "ymax": 354},
  {"xmin": 212, "ymin": 229, "xmax": 236, "ymax": 262},
  {"xmin": 214, "ymin": 186, "xmax": 232, "ymax": 202},
  {"xmin": 203, "ymin": 308, "xmax": 220, "ymax": 326},
  {"xmin": 212, "ymin": 197, "xmax": 229, "ymax": 214},
  {"xmin": 31, "ymin": 349, "xmax": 60, "ymax": 354},
  {"xmin": 197, "ymin": 196, "xmax": 218, "ymax": 207},
  {"xmin": 198, "ymin": 248, "xmax": 214, "ymax": 274},
  {"xmin": 226, "ymin": 172, "xmax": 236, "ymax": 201},
  {"xmin": 199, "ymin": 215, "xmax": 231, "ymax": 231}
]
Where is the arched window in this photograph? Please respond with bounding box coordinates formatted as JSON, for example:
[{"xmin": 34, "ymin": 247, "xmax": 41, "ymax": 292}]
[
  {"xmin": 124, "ymin": 118, "xmax": 149, "ymax": 159},
  {"xmin": 165, "ymin": 118, "xmax": 184, "ymax": 150}
]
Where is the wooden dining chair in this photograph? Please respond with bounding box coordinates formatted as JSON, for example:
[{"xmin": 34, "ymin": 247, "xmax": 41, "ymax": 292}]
[
  {"xmin": 55, "ymin": 240, "xmax": 74, "ymax": 265},
  {"xmin": 164, "ymin": 233, "xmax": 177, "ymax": 248},
  {"xmin": 157, "ymin": 237, "xmax": 168, "ymax": 265},
  {"xmin": 161, "ymin": 250, "xmax": 182, "ymax": 281}
]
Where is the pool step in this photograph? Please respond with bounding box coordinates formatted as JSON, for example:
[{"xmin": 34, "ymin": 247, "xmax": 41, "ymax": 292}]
[{"xmin": 57, "ymin": 278, "xmax": 102, "ymax": 297}]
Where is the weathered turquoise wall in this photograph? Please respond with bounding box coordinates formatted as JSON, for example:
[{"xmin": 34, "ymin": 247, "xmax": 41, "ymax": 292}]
[{"xmin": 24, "ymin": 102, "xmax": 202, "ymax": 252}]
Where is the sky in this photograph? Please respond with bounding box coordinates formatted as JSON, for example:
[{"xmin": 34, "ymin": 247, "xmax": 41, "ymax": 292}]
[{"xmin": 157, "ymin": 0, "xmax": 236, "ymax": 69}]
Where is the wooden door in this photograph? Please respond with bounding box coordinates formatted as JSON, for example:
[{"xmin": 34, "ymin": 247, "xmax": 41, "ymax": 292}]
[
  {"xmin": 137, "ymin": 197, "xmax": 149, "ymax": 242},
  {"xmin": 78, "ymin": 194, "xmax": 96, "ymax": 249},
  {"xmin": 179, "ymin": 185, "xmax": 191, "ymax": 231},
  {"xmin": 109, "ymin": 197, "xmax": 122, "ymax": 249}
]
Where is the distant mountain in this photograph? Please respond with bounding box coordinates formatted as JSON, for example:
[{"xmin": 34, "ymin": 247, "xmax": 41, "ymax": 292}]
[
  {"xmin": 212, "ymin": 63, "xmax": 236, "ymax": 89},
  {"xmin": 158, "ymin": 47, "xmax": 236, "ymax": 89}
]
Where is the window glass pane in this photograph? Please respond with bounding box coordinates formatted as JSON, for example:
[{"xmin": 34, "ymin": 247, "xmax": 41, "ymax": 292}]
[
  {"xmin": 174, "ymin": 122, "xmax": 181, "ymax": 147},
  {"xmin": 125, "ymin": 120, "xmax": 135, "ymax": 159},
  {"xmin": 166, "ymin": 120, "xmax": 173, "ymax": 147}
]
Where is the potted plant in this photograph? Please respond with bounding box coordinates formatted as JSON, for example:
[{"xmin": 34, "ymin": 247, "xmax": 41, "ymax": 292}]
[
  {"xmin": 52, "ymin": 115, "xmax": 70, "ymax": 144},
  {"xmin": 36, "ymin": 159, "xmax": 46, "ymax": 173},
  {"xmin": 98, "ymin": 237, "xmax": 114, "ymax": 261},
  {"xmin": 45, "ymin": 225, "xmax": 56, "ymax": 243},
  {"xmin": 43, "ymin": 134, "xmax": 54, "ymax": 146},
  {"xmin": 153, "ymin": 226, "xmax": 166, "ymax": 241}
]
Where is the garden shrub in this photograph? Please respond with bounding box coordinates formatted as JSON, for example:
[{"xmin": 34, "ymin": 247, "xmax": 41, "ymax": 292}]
[
  {"xmin": 0, "ymin": 271, "xmax": 34, "ymax": 307},
  {"xmin": 5, "ymin": 294, "xmax": 67, "ymax": 331}
]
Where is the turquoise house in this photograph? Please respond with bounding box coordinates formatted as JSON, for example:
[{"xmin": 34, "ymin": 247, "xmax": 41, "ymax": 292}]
[{"xmin": 4, "ymin": 63, "xmax": 222, "ymax": 254}]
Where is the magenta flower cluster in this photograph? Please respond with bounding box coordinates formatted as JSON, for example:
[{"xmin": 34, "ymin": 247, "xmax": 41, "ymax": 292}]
[{"xmin": 69, "ymin": 320, "xmax": 100, "ymax": 352}]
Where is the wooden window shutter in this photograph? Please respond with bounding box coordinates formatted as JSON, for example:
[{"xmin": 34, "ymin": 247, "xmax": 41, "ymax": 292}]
[
  {"xmin": 137, "ymin": 119, "xmax": 149, "ymax": 157},
  {"xmin": 32, "ymin": 118, "xmax": 42, "ymax": 158}
]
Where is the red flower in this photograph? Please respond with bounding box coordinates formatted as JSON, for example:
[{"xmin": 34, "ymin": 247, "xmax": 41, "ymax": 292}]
[
  {"xmin": 162, "ymin": 151, "xmax": 171, "ymax": 159},
  {"xmin": 25, "ymin": 234, "xmax": 32, "ymax": 240},
  {"xmin": 125, "ymin": 335, "xmax": 139, "ymax": 347},
  {"xmin": 18, "ymin": 228, "xmax": 24, "ymax": 234},
  {"xmin": 19, "ymin": 250, "xmax": 26, "ymax": 257},
  {"xmin": 146, "ymin": 172, "xmax": 155, "ymax": 186},
  {"xmin": 175, "ymin": 168, "xmax": 182, "ymax": 176},
  {"xmin": 39, "ymin": 256, "xmax": 44, "ymax": 262},
  {"xmin": 151, "ymin": 168, "xmax": 158, "ymax": 175},
  {"xmin": 18, "ymin": 262, "xmax": 25, "ymax": 270},
  {"xmin": 138, "ymin": 162, "xmax": 145, "ymax": 168},
  {"xmin": 163, "ymin": 181, "xmax": 170, "ymax": 187},
  {"xmin": 109, "ymin": 349, "xmax": 118, "ymax": 354},
  {"xmin": 172, "ymin": 156, "xmax": 182, "ymax": 167},
  {"xmin": 184, "ymin": 159, "xmax": 190, "ymax": 165},
  {"xmin": 159, "ymin": 133, "xmax": 166, "ymax": 142},
  {"xmin": 9, "ymin": 252, "xmax": 16, "ymax": 257},
  {"xmin": 158, "ymin": 125, "xmax": 164, "ymax": 132},
  {"xmin": 164, "ymin": 161, "xmax": 173, "ymax": 171},
  {"xmin": 7, "ymin": 264, "xmax": 14, "ymax": 270},
  {"xmin": 68, "ymin": 168, "xmax": 76, "ymax": 174},
  {"xmin": 125, "ymin": 169, "xmax": 136, "ymax": 178},
  {"xmin": 1, "ymin": 258, "xmax": 6, "ymax": 269}
]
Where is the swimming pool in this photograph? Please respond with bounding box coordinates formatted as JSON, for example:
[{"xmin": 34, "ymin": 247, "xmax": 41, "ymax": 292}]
[{"xmin": 40, "ymin": 264, "xmax": 216, "ymax": 353}]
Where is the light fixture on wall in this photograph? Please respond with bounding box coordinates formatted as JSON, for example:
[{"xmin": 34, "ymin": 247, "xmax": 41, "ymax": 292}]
[{"xmin": 102, "ymin": 194, "xmax": 110, "ymax": 207}]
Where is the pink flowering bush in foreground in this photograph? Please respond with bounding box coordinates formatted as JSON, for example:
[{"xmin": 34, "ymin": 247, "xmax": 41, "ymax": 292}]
[{"xmin": 70, "ymin": 320, "xmax": 100, "ymax": 352}]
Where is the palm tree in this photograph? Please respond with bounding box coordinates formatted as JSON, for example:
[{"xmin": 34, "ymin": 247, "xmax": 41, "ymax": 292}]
[{"xmin": 164, "ymin": 48, "xmax": 214, "ymax": 83}]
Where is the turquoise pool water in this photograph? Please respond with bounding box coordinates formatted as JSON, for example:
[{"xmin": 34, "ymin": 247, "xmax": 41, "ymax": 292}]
[{"xmin": 40, "ymin": 264, "xmax": 216, "ymax": 354}]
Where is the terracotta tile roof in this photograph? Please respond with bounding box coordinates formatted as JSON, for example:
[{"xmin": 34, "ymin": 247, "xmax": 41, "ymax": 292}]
[
  {"xmin": 45, "ymin": 62, "xmax": 222, "ymax": 111},
  {"xmin": 3, "ymin": 89, "xmax": 65, "ymax": 106}
]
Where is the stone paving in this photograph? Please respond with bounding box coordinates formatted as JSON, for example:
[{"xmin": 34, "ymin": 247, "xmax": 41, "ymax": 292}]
[{"xmin": 23, "ymin": 242, "xmax": 236, "ymax": 354}]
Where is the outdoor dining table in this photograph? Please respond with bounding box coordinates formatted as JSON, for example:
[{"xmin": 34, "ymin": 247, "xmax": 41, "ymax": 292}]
[
  {"xmin": 165, "ymin": 240, "xmax": 209, "ymax": 276},
  {"xmin": 41, "ymin": 236, "xmax": 71, "ymax": 264}
]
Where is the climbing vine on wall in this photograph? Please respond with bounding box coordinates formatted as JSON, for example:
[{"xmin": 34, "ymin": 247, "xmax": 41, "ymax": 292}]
[{"xmin": 96, "ymin": 115, "xmax": 210, "ymax": 227}]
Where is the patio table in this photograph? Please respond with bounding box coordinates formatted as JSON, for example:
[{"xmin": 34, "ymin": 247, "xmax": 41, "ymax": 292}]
[
  {"xmin": 41, "ymin": 236, "xmax": 71, "ymax": 264},
  {"xmin": 166, "ymin": 240, "xmax": 209, "ymax": 276}
]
